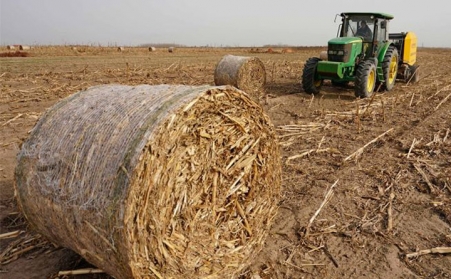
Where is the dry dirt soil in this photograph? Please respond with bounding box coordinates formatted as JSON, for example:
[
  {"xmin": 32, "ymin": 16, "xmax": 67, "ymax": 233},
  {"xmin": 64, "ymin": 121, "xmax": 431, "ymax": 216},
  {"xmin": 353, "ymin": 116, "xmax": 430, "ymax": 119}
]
[{"xmin": 1, "ymin": 46, "xmax": 450, "ymax": 279}]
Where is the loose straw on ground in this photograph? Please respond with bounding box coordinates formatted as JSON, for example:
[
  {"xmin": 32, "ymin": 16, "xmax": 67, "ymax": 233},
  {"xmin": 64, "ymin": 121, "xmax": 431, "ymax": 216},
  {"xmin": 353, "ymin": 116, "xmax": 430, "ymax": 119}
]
[
  {"xmin": 285, "ymin": 135, "xmax": 340, "ymax": 164},
  {"xmin": 58, "ymin": 268, "xmax": 105, "ymax": 276},
  {"xmin": 406, "ymin": 247, "xmax": 451, "ymax": 258},
  {"xmin": 387, "ymin": 189, "xmax": 395, "ymax": 232},
  {"xmin": 435, "ymin": 91, "xmax": 451, "ymax": 111},
  {"xmin": 414, "ymin": 164, "xmax": 436, "ymax": 193},
  {"xmin": 305, "ymin": 180, "xmax": 339, "ymax": 237},
  {"xmin": 286, "ymin": 148, "xmax": 338, "ymax": 162},
  {"xmin": 427, "ymin": 84, "xmax": 450, "ymax": 100},
  {"xmin": 343, "ymin": 128, "xmax": 394, "ymax": 162},
  {"xmin": 0, "ymin": 233, "xmax": 49, "ymax": 265},
  {"xmin": 407, "ymin": 138, "xmax": 418, "ymax": 158}
]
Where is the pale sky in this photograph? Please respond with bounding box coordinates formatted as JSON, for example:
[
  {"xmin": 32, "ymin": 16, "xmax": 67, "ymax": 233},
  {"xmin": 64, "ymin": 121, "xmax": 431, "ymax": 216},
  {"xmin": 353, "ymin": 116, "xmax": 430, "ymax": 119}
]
[{"xmin": 1, "ymin": 0, "xmax": 450, "ymax": 47}]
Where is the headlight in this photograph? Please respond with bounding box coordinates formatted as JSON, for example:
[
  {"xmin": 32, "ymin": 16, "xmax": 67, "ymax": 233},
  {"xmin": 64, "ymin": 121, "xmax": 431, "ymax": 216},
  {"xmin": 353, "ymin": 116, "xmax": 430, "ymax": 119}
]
[{"xmin": 337, "ymin": 50, "xmax": 344, "ymax": 55}]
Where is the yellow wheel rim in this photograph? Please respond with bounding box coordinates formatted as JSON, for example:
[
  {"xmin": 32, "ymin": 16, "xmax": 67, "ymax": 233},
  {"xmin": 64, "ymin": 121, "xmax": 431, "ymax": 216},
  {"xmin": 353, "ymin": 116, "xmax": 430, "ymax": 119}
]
[
  {"xmin": 367, "ymin": 68, "xmax": 375, "ymax": 92},
  {"xmin": 389, "ymin": 56, "xmax": 397, "ymax": 84}
]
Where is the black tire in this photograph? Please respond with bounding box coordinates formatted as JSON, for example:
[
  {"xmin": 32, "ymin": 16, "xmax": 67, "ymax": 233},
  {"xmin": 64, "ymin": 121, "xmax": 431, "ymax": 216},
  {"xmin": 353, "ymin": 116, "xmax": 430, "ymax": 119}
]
[
  {"xmin": 302, "ymin": 57, "xmax": 323, "ymax": 94},
  {"xmin": 409, "ymin": 64, "xmax": 420, "ymax": 83},
  {"xmin": 355, "ymin": 60, "xmax": 377, "ymax": 98},
  {"xmin": 381, "ymin": 46, "xmax": 399, "ymax": 91}
]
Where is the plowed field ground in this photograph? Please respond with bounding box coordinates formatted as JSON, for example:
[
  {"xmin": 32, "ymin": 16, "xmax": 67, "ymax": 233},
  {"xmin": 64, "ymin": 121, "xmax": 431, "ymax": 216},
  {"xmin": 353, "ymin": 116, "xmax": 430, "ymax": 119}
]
[{"xmin": 1, "ymin": 46, "xmax": 450, "ymax": 279}]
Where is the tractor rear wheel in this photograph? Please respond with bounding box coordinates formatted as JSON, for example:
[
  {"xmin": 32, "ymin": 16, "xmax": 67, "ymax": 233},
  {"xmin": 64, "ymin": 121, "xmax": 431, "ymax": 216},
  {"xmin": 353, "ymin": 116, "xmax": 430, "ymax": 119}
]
[
  {"xmin": 302, "ymin": 57, "xmax": 323, "ymax": 94},
  {"xmin": 355, "ymin": 60, "xmax": 377, "ymax": 98},
  {"xmin": 382, "ymin": 46, "xmax": 399, "ymax": 91}
]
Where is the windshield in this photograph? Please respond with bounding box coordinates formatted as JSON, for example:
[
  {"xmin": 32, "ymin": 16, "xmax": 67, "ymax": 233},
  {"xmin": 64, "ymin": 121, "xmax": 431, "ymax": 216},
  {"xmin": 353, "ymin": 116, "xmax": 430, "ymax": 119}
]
[{"xmin": 342, "ymin": 16, "xmax": 375, "ymax": 42}]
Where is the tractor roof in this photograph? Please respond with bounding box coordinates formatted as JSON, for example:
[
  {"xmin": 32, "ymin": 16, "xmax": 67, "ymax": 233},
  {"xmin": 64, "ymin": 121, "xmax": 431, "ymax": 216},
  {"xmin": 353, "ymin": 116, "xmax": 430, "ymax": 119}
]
[{"xmin": 341, "ymin": 12, "xmax": 394, "ymax": 20}]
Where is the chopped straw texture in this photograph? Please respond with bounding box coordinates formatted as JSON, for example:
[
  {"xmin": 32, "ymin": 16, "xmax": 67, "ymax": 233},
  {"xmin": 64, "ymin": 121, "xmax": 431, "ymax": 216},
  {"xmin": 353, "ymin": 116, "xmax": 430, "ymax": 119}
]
[
  {"xmin": 14, "ymin": 84, "xmax": 281, "ymax": 279},
  {"xmin": 214, "ymin": 55, "xmax": 266, "ymax": 100}
]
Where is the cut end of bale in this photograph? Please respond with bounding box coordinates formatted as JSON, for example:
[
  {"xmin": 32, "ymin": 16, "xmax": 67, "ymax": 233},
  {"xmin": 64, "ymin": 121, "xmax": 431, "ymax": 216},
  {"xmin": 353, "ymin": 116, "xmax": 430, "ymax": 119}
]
[
  {"xmin": 126, "ymin": 86, "xmax": 281, "ymax": 278},
  {"xmin": 15, "ymin": 84, "xmax": 281, "ymax": 279},
  {"xmin": 214, "ymin": 55, "xmax": 266, "ymax": 101}
]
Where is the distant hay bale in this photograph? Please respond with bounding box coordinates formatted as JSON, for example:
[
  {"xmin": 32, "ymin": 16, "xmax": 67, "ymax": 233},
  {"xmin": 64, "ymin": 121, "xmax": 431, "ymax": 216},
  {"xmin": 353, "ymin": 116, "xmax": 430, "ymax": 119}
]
[
  {"xmin": 71, "ymin": 47, "xmax": 78, "ymax": 51},
  {"xmin": 19, "ymin": 45, "xmax": 31, "ymax": 50},
  {"xmin": 118, "ymin": 47, "xmax": 125, "ymax": 51},
  {"xmin": 249, "ymin": 48, "xmax": 262, "ymax": 53},
  {"xmin": 149, "ymin": 46, "xmax": 156, "ymax": 52},
  {"xmin": 6, "ymin": 45, "xmax": 15, "ymax": 50},
  {"xmin": 214, "ymin": 55, "xmax": 266, "ymax": 100},
  {"xmin": 15, "ymin": 84, "xmax": 281, "ymax": 279},
  {"xmin": 168, "ymin": 46, "xmax": 174, "ymax": 53},
  {"xmin": 266, "ymin": 48, "xmax": 282, "ymax": 54}
]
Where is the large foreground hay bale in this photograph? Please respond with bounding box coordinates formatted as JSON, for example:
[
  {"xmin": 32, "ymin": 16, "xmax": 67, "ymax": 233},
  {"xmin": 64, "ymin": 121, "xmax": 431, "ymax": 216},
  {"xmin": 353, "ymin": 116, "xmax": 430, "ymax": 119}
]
[
  {"xmin": 214, "ymin": 55, "xmax": 266, "ymax": 100},
  {"xmin": 15, "ymin": 84, "xmax": 281, "ymax": 279}
]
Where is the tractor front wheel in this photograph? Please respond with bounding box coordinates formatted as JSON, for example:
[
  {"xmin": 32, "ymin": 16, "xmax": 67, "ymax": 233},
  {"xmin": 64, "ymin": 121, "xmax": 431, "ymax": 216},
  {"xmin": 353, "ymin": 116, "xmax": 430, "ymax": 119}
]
[
  {"xmin": 302, "ymin": 57, "xmax": 323, "ymax": 94},
  {"xmin": 355, "ymin": 60, "xmax": 377, "ymax": 98},
  {"xmin": 382, "ymin": 46, "xmax": 399, "ymax": 91}
]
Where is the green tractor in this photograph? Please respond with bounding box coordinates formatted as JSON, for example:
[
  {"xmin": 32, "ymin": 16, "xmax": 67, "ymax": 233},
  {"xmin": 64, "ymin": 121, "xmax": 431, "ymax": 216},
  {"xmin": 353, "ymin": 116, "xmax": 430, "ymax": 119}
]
[{"xmin": 302, "ymin": 12, "xmax": 419, "ymax": 98}]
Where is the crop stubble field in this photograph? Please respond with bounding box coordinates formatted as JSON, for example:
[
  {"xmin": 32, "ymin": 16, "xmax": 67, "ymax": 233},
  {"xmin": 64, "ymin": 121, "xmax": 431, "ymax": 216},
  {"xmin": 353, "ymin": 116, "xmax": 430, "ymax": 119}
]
[{"xmin": 0, "ymin": 46, "xmax": 450, "ymax": 278}]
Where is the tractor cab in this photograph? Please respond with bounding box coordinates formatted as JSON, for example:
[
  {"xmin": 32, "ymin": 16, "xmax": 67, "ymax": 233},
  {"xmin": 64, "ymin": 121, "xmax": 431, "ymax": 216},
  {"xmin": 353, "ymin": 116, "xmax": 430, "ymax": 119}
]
[
  {"xmin": 340, "ymin": 13, "xmax": 392, "ymax": 40},
  {"xmin": 338, "ymin": 13, "xmax": 392, "ymax": 59}
]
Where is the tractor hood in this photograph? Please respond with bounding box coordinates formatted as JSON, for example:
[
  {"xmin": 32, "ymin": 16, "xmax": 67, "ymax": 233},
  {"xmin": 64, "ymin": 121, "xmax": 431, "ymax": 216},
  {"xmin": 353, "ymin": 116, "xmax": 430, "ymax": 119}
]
[{"xmin": 328, "ymin": 37, "xmax": 362, "ymax": 45}]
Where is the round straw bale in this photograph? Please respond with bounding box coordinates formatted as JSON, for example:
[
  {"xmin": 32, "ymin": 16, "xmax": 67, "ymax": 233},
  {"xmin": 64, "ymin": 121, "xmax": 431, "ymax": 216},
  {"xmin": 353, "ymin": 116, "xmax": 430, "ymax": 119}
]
[
  {"xmin": 7, "ymin": 45, "xmax": 15, "ymax": 50},
  {"xmin": 168, "ymin": 46, "xmax": 174, "ymax": 53},
  {"xmin": 15, "ymin": 84, "xmax": 281, "ymax": 279},
  {"xmin": 19, "ymin": 45, "xmax": 31, "ymax": 50},
  {"xmin": 118, "ymin": 46, "xmax": 125, "ymax": 51},
  {"xmin": 214, "ymin": 55, "xmax": 266, "ymax": 100},
  {"xmin": 149, "ymin": 46, "xmax": 156, "ymax": 52}
]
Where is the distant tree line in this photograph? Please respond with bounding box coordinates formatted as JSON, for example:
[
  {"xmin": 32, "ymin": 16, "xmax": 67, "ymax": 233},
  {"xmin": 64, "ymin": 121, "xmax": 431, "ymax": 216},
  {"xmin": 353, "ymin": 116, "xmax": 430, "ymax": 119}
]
[
  {"xmin": 139, "ymin": 43, "xmax": 187, "ymax": 48},
  {"xmin": 262, "ymin": 44, "xmax": 292, "ymax": 48}
]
